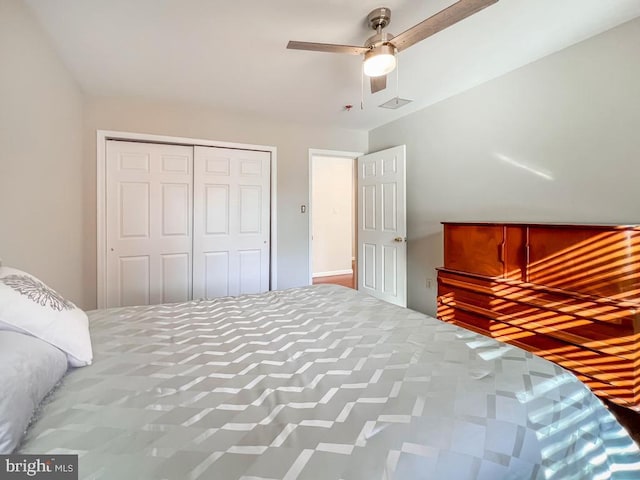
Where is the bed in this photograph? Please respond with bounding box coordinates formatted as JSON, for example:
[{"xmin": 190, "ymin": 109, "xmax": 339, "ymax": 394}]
[{"xmin": 15, "ymin": 284, "xmax": 640, "ymax": 479}]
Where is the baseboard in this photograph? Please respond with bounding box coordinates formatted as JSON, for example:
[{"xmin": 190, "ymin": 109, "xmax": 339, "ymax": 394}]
[{"xmin": 313, "ymin": 269, "xmax": 353, "ymax": 278}]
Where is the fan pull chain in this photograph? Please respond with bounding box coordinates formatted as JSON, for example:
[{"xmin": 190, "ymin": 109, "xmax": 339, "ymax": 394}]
[
  {"xmin": 395, "ymin": 48, "xmax": 399, "ymax": 105},
  {"xmin": 361, "ymin": 62, "xmax": 365, "ymax": 110}
]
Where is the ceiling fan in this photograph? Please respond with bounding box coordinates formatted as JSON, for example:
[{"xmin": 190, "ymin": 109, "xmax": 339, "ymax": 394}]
[{"xmin": 287, "ymin": 0, "xmax": 499, "ymax": 94}]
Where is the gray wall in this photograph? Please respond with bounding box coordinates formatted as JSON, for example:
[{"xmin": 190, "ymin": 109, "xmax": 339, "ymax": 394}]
[
  {"xmin": 369, "ymin": 17, "xmax": 640, "ymax": 316},
  {"xmin": 83, "ymin": 96, "xmax": 368, "ymax": 309},
  {"xmin": 0, "ymin": 0, "xmax": 84, "ymax": 304}
]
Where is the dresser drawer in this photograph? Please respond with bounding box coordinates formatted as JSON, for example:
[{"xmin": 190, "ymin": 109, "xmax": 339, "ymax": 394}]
[{"xmin": 438, "ymin": 272, "xmax": 639, "ymax": 361}]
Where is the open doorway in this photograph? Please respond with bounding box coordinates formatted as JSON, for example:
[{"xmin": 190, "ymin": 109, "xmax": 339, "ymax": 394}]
[{"xmin": 309, "ymin": 149, "xmax": 362, "ymax": 289}]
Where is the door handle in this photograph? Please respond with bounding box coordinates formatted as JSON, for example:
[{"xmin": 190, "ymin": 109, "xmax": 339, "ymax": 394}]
[{"xmin": 393, "ymin": 237, "xmax": 406, "ymax": 243}]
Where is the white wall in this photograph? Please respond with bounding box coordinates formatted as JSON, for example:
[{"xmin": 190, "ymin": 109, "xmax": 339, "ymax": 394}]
[
  {"xmin": 312, "ymin": 156, "xmax": 354, "ymax": 276},
  {"xmin": 369, "ymin": 17, "xmax": 640, "ymax": 316},
  {"xmin": 83, "ymin": 96, "xmax": 368, "ymax": 308},
  {"xmin": 0, "ymin": 0, "xmax": 84, "ymax": 304}
]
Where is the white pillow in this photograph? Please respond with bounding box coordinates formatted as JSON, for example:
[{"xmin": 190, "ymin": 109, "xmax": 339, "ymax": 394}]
[
  {"xmin": 0, "ymin": 266, "xmax": 92, "ymax": 367},
  {"xmin": 0, "ymin": 330, "xmax": 68, "ymax": 453}
]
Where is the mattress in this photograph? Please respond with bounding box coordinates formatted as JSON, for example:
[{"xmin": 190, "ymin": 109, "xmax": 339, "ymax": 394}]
[{"xmin": 19, "ymin": 285, "xmax": 640, "ymax": 479}]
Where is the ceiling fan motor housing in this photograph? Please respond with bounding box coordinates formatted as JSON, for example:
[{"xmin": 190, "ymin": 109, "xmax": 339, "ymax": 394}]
[
  {"xmin": 365, "ymin": 8, "xmax": 395, "ymax": 49},
  {"xmin": 365, "ymin": 31, "xmax": 395, "ymax": 49},
  {"xmin": 367, "ymin": 7, "xmax": 391, "ymax": 30}
]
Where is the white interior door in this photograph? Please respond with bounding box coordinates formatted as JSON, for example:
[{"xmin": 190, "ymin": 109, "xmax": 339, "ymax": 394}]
[
  {"xmin": 357, "ymin": 145, "xmax": 407, "ymax": 307},
  {"xmin": 193, "ymin": 146, "xmax": 270, "ymax": 299},
  {"xmin": 106, "ymin": 141, "xmax": 193, "ymax": 307}
]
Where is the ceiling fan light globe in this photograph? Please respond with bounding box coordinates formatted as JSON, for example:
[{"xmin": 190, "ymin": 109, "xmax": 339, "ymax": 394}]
[{"xmin": 363, "ymin": 45, "xmax": 396, "ymax": 77}]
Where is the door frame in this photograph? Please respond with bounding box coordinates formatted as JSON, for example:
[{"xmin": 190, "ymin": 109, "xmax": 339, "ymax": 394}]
[
  {"xmin": 97, "ymin": 130, "xmax": 278, "ymax": 308},
  {"xmin": 308, "ymin": 148, "xmax": 364, "ymax": 286}
]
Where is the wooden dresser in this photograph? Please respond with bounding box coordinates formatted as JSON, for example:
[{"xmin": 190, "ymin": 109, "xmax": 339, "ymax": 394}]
[{"xmin": 436, "ymin": 222, "xmax": 640, "ymax": 410}]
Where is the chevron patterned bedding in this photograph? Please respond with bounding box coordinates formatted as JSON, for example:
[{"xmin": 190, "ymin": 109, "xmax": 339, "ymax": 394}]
[{"xmin": 18, "ymin": 285, "xmax": 640, "ymax": 479}]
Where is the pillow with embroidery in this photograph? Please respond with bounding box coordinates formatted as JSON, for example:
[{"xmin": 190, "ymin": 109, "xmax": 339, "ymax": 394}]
[{"xmin": 0, "ymin": 266, "xmax": 92, "ymax": 367}]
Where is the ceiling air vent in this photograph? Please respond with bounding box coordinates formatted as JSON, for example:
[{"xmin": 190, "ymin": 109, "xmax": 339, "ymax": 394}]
[{"xmin": 379, "ymin": 97, "xmax": 412, "ymax": 109}]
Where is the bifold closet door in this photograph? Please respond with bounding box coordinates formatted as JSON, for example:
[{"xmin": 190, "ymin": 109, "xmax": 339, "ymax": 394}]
[
  {"xmin": 193, "ymin": 146, "xmax": 270, "ymax": 299},
  {"xmin": 106, "ymin": 141, "xmax": 193, "ymax": 307}
]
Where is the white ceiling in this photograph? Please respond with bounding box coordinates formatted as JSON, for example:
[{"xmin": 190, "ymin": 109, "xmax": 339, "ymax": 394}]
[{"xmin": 24, "ymin": 0, "xmax": 640, "ymax": 131}]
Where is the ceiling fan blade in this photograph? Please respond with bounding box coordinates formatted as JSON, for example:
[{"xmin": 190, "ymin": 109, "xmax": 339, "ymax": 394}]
[
  {"xmin": 390, "ymin": 0, "xmax": 499, "ymax": 52},
  {"xmin": 287, "ymin": 41, "xmax": 369, "ymax": 55},
  {"xmin": 370, "ymin": 75, "xmax": 387, "ymax": 94}
]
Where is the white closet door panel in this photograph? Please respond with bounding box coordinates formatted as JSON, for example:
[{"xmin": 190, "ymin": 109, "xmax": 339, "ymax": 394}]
[
  {"xmin": 205, "ymin": 185, "xmax": 230, "ymax": 234},
  {"xmin": 240, "ymin": 158, "xmax": 262, "ymax": 176},
  {"xmin": 161, "ymin": 253, "xmax": 190, "ymax": 303},
  {"xmin": 119, "ymin": 182, "xmax": 150, "ymax": 238},
  {"xmin": 162, "ymin": 155, "xmax": 190, "ymax": 173},
  {"xmin": 204, "ymin": 251, "xmax": 230, "ymax": 298},
  {"xmin": 120, "ymin": 152, "xmax": 150, "ymax": 171},
  {"xmin": 239, "ymin": 249, "xmax": 262, "ymax": 294},
  {"xmin": 239, "ymin": 186, "xmax": 262, "ymax": 234},
  {"xmin": 119, "ymin": 255, "xmax": 150, "ymax": 307},
  {"xmin": 193, "ymin": 146, "xmax": 270, "ymax": 299},
  {"xmin": 162, "ymin": 183, "xmax": 190, "ymax": 236},
  {"xmin": 106, "ymin": 141, "xmax": 193, "ymax": 308},
  {"xmin": 206, "ymin": 157, "xmax": 231, "ymax": 176}
]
